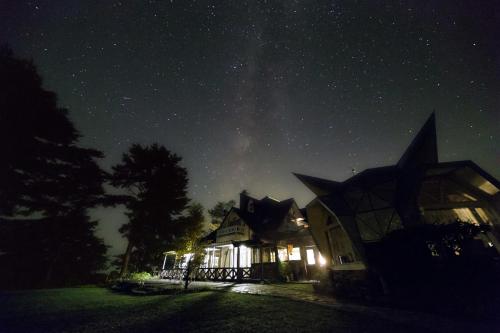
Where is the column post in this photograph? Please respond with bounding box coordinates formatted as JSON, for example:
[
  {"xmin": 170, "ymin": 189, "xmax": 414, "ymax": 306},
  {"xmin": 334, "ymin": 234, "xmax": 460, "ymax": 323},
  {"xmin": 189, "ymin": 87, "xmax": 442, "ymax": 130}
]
[
  {"xmin": 274, "ymin": 244, "xmax": 280, "ymax": 280},
  {"xmin": 236, "ymin": 244, "xmax": 241, "ymax": 281},
  {"xmin": 259, "ymin": 243, "xmax": 264, "ymax": 281},
  {"xmin": 162, "ymin": 254, "xmax": 167, "ymax": 270}
]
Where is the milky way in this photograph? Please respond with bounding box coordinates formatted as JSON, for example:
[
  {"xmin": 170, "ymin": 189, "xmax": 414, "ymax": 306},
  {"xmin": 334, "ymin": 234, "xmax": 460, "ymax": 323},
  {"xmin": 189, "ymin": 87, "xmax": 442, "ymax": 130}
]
[{"xmin": 2, "ymin": 1, "xmax": 499, "ymax": 254}]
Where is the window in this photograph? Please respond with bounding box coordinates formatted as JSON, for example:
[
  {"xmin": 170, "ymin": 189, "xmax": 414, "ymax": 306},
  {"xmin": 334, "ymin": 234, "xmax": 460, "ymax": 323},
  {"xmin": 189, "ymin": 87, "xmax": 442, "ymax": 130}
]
[
  {"xmin": 247, "ymin": 200, "xmax": 255, "ymax": 213},
  {"xmin": 475, "ymin": 208, "xmax": 490, "ymax": 224},
  {"xmin": 239, "ymin": 246, "xmax": 251, "ymax": 267},
  {"xmin": 270, "ymin": 250, "xmax": 276, "ymax": 263},
  {"xmin": 278, "ymin": 248, "xmax": 288, "ymax": 261},
  {"xmin": 289, "ymin": 247, "xmax": 301, "ymax": 260},
  {"xmin": 306, "ymin": 249, "xmax": 316, "ymax": 265}
]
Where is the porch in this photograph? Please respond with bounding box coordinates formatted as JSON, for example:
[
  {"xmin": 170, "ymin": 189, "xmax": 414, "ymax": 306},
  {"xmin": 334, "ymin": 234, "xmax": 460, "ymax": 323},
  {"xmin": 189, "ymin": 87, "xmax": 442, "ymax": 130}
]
[{"xmin": 161, "ymin": 241, "xmax": 326, "ymax": 282}]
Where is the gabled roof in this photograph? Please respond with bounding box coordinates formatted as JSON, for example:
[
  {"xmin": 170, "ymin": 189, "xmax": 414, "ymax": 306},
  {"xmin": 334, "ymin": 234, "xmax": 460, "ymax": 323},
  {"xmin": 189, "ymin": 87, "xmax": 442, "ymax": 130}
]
[
  {"xmin": 225, "ymin": 194, "xmax": 301, "ymax": 238},
  {"xmin": 199, "ymin": 229, "xmax": 217, "ymax": 243}
]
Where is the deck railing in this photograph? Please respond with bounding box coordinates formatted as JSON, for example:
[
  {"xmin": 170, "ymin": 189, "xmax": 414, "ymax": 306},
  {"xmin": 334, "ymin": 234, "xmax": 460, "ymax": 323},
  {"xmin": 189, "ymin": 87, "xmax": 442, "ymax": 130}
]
[
  {"xmin": 159, "ymin": 268, "xmax": 185, "ymax": 280},
  {"xmin": 160, "ymin": 267, "xmax": 255, "ymax": 282}
]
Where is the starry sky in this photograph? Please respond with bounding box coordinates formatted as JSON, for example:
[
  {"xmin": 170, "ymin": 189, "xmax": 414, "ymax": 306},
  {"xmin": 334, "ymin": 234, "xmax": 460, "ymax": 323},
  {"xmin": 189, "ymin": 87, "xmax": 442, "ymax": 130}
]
[{"xmin": 2, "ymin": 1, "xmax": 499, "ymax": 255}]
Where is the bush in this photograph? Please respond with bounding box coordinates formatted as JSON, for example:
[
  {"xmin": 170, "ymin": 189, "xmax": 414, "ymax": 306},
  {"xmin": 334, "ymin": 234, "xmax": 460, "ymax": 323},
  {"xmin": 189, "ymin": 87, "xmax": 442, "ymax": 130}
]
[
  {"xmin": 278, "ymin": 262, "xmax": 292, "ymax": 281},
  {"xmin": 129, "ymin": 272, "xmax": 152, "ymax": 282}
]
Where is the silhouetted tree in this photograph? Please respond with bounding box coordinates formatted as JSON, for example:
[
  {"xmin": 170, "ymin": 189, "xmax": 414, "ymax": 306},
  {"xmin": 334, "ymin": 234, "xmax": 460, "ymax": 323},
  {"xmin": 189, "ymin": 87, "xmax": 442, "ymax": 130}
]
[
  {"xmin": 0, "ymin": 47, "xmax": 108, "ymax": 288},
  {"xmin": 208, "ymin": 200, "xmax": 235, "ymax": 230},
  {"xmin": 170, "ymin": 203, "xmax": 206, "ymax": 290},
  {"xmin": 173, "ymin": 203, "xmax": 206, "ymax": 253},
  {"xmin": 111, "ymin": 144, "xmax": 189, "ymax": 276}
]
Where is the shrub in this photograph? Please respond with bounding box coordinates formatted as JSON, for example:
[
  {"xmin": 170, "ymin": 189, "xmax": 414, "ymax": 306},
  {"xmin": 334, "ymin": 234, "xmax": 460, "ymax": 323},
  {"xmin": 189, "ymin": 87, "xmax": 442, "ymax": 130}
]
[{"xmin": 129, "ymin": 271, "xmax": 152, "ymax": 282}]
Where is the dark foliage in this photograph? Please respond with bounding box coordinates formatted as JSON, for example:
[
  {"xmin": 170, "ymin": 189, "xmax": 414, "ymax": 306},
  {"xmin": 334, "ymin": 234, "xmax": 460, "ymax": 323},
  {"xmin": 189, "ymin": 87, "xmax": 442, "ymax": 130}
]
[
  {"xmin": 173, "ymin": 203, "xmax": 206, "ymax": 253},
  {"xmin": 0, "ymin": 47, "xmax": 108, "ymax": 288},
  {"xmin": 372, "ymin": 221, "xmax": 495, "ymax": 284},
  {"xmin": 208, "ymin": 200, "xmax": 235, "ymax": 230},
  {"xmin": 369, "ymin": 221, "xmax": 500, "ymax": 318},
  {"xmin": 110, "ymin": 143, "xmax": 190, "ymax": 275}
]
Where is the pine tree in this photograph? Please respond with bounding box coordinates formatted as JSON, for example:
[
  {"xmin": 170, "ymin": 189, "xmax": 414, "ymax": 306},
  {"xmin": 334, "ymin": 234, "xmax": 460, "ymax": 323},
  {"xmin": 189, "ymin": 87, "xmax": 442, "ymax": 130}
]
[
  {"xmin": 111, "ymin": 143, "xmax": 190, "ymax": 275},
  {"xmin": 0, "ymin": 46, "xmax": 108, "ymax": 288},
  {"xmin": 208, "ymin": 200, "xmax": 235, "ymax": 230}
]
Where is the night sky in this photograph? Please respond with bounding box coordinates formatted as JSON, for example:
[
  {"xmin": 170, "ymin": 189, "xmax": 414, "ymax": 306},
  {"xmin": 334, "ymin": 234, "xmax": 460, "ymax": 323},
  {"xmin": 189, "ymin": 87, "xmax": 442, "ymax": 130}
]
[{"xmin": 2, "ymin": 1, "xmax": 499, "ymax": 255}]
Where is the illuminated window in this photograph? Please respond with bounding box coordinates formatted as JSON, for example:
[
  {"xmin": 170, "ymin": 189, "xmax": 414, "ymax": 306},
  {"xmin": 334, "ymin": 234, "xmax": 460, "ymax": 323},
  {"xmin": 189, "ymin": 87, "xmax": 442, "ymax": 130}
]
[
  {"xmin": 453, "ymin": 208, "xmax": 480, "ymax": 225},
  {"xmin": 278, "ymin": 248, "xmax": 288, "ymax": 261},
  {"xmin": 270, "ymin": 250, "xmax": 276, "ymax": 262},
  {"xmin": 289, "ymin": 247, "xmax": 301, "ymax": 260},
  {"xmin": 239, "ymin": 245, "xmax": 251, "ymax": 267},
  {"xmin": 306, "ymin": 249, "xmax": 315, "ymax": 265},
  {"xmin": 475, "ymin": 208, "xmax": 490, "ymax": 223},
  {"xmin": 253, "ymin": 248, "xmax": 260, "ymax": 263},
  {"xmin": 478, "ymin": 179, "xmax": 499, "ymax": 195}
]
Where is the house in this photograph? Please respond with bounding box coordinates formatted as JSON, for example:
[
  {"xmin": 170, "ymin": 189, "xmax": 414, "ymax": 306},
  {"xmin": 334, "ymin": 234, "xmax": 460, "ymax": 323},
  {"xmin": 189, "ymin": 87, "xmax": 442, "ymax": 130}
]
[
  {"xmin": 161, "ymin": 193, "xmax": 325, "ymax": 281},
  {"xmin": 294, "ymin": 113, "xmax": 500, "ymax": 288}
]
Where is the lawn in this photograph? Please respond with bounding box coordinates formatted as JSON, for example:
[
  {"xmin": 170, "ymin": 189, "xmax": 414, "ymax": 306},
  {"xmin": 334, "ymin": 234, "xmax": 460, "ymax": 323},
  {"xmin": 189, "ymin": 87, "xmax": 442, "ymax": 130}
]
[{"xmin": 0, "ymin": 287, "xmax": 429, "ymax": 333}]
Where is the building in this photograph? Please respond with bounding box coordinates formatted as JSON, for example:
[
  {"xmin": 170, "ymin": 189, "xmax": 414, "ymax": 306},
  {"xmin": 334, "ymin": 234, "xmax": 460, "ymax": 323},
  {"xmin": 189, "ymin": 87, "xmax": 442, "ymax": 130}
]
[
  {"xmin": 294, "ymin": 113, "xmax": 500, "ymax": 287},
  {"xmin": 161, "ymin": 193, "xmax": 325, "ymax": 281}
]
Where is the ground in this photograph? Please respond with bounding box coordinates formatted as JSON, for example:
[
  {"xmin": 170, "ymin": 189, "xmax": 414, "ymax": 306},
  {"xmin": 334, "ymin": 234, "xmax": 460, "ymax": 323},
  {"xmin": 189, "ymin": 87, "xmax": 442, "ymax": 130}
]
[
  {"xmin": 0, "ymin": 284, "xmax": 495, "ymax": 333},
  {"xmin": 0, "ymin": 286, "xmax": 414, "ymax": 333}
]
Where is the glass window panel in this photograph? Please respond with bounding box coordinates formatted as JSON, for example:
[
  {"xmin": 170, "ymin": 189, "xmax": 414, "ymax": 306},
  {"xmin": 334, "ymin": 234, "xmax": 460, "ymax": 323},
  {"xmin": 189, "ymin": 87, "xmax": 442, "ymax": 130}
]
[
  {"xmin": 423, "ymin": 208, "xmax": 480, "ymax": 225},
  {"xmin": 306, "ymin": 249, "xmax": 316, "ymax": 265},
  {"xmin": 356, "ymin": 212, "xmax": 383, "ymax": 241},
  {"xmin": 453, "ymin": 208, "xmax": 479, "ymax": 225},
  {"xmin": 278, "ymin": 248, "xmax": 288, "ymax": 261},
  {"xmin": 475, "ymin": 208, "xmax": 490, "ymax": 223},
  {"xmin": 289, "ymin": 247, "xmax": 301, "ymax": 260}
]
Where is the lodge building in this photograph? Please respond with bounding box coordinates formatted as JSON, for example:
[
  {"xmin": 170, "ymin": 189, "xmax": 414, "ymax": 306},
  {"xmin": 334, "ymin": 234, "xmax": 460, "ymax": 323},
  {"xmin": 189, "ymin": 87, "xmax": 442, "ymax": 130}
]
[
  {"xmin": 161, "ymin": 193, "xmax": 325, "ymax": 281},
  {"xmin": 161, "ymin": 113, "xmax": 500, "ymax": 286}
]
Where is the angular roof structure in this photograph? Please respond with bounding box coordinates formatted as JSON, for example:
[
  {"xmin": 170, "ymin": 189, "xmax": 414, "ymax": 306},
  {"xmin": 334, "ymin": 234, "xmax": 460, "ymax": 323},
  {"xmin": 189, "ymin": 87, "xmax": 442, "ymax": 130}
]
[
  {"xmin": 397, "ymin": 112, "xmax": 438, "ymax": 168},
  {"xmin": 295, "ymin": 113, "xmax": 500, "ymax": 226}
]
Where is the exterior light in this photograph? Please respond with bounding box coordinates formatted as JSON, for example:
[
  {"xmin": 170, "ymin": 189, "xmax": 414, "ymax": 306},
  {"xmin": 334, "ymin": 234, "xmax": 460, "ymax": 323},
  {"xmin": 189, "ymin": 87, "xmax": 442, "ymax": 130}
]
[{"xmin": 319, "ymin": 254, "xmax": 327, "ymax": 266}]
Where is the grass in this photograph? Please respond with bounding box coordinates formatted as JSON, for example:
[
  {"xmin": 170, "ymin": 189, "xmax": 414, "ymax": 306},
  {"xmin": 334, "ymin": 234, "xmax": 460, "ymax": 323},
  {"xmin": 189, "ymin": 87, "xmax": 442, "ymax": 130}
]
[
  {"xmin": 0, "ymin": 287, "xmax": 429, "ymax": 333},
  {"xmin": 272, "ymin": 282, "xmax": 315, "ymax": 293}
]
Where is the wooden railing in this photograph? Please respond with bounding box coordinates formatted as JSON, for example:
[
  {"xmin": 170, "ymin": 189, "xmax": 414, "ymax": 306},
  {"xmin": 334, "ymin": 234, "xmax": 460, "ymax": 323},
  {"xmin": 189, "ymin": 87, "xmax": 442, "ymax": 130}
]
[
  {"xmin": 159, "ymin": 268, "xmax": 185, "ymax": 280},
  {"xmin": 160, "ymin": 267, "xmax": 255, "ymax": 282}
]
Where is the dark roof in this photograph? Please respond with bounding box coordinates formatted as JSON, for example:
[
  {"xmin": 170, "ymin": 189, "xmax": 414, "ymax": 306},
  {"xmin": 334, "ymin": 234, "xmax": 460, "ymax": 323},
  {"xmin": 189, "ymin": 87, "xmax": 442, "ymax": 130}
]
[
  {"xmin": 317, "ymin": 194, "xmax": 354, "ymax": 217},
  {"xmin": 397, "ymin": 112, "xmax": 438, "ymax": 168},
  {"xmin": 425, "ymin": 160, "xmax": 500, "ymax": 196},
  {"xmin": 292, "ymin": 173, "xmax": 341, "ymax": 197},
  {"xmin": 343, "ymin": 165, "xmax": 398, "ymax": 188},
  {"xmin": 199, "ymin": 230, "xmax": 217, "ymax": 243},
  {"xmin": 295, "ymin": 112, "xmax": 500, "ymax": 218},
  {"xmin": 235, "ymin": 195, "xmax": 296, "ymax": 236}
]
